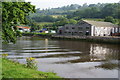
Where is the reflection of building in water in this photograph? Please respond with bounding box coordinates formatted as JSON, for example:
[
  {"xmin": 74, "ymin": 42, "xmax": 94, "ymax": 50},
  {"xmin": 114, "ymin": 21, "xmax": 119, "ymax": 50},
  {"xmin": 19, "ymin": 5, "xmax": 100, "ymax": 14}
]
[
  {"xmin": 45, "ymin": 39, "xmax": 48, "ymax": 53},
  {"xmin": 56, "ymin": 40, "xmax": 119, "ymax": 63},
  {"xmin": 90, "ymin": 44, "xmax": 118, "ymax": 61},
  {"xmin": 58, "ymin": 40, "xmax": 91, "ymax": 52}
]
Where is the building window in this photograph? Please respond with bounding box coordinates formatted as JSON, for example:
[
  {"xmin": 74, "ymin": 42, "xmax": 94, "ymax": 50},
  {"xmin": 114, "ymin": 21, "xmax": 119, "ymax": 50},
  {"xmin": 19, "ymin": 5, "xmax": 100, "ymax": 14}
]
[
  {"xmin": 86, "ymin": 31, "xmax": 89, "ymax": 36},
  {"xmin": 86, "ymin": 27, "xmax": 89, "ymax": 29},
  {"xmin": 79, "ymin": 31, "xmax": 83, "ymax": 33},
  {"xmin": 19, "ymin": 28, "xmax": 23, "ymax": 30},
  {"xmin": 72, "ymin": 27, "xmax": 75, "ymax": 29},
  {"xmin": 69, "ymin": 32, "xmax": 71, "ymax": 33}
]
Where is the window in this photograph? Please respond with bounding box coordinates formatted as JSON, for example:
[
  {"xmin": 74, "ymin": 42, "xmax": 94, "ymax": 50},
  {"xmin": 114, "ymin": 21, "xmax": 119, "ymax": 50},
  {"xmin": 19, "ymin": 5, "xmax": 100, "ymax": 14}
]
[
  {"xmin": 72, "ymin": 27, "xmax": 75, "ymax": 29},
  {"xmin": 19, "ymin": 28, "xmax": 23, "ymax": 30},
  {"xmin": 79, "ymin": 31, "xmax": 83, "ymax": 33},
  {"xmin": 86, "ymin": 31, "xmax": 89, "ymax": 36},
  {"xmin": 86, "ymin": 27, "xmax": 89, "ymax": 29}
]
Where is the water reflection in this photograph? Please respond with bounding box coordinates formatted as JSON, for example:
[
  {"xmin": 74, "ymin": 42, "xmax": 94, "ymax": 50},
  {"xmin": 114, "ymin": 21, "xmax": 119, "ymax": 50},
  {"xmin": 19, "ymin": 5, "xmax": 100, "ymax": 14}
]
[
  {"xmin": 56, "ymin": 40, "xmax": 119, "ymax": 63},
  {"xmin": 45, "ymin": 39, "xmax": 48, "ymax": 53},
  {"xmin": 90, "ymin": 44, "xmax": 118, "ymax": 61},
  {"xmin": 2, "ymin": 37, "xmax": 119, "ymax": 78}
]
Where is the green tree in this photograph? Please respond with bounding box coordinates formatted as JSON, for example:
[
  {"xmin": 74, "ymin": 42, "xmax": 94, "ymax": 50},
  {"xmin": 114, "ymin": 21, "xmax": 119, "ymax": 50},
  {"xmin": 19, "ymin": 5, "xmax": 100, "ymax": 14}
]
[
  {"xmin": 69, "ymin": 19, "xmax": 77, "ymax": 24},
  {"xmin": 101, "ymin": 3, "xmax": 120, "ymax": 18},
  {"xmin": 104, "ymin": 16, "xmax": 115, "ymax": 23},
  {"xmin": 2, "ymin": 2, "xmax": 35, "ymax": 43}
]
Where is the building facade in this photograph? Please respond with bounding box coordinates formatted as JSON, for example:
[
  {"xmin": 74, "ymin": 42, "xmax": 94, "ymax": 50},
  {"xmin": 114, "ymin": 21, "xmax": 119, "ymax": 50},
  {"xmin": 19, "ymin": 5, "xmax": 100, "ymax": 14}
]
[{"xmin": 58, "ymin": 20, "xmax": 120, "ymax": 36}]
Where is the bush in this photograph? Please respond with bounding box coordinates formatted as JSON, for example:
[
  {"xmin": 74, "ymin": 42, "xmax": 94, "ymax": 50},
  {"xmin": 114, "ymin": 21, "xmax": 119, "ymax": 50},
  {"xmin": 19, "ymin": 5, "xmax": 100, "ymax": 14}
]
[
  {"xmin": 104, "ymin": 16, "xmax": 115, "ymax": 23},
  {"xmin": 26, "ymin": 57, "xmax": 37, "ymax": 70}
]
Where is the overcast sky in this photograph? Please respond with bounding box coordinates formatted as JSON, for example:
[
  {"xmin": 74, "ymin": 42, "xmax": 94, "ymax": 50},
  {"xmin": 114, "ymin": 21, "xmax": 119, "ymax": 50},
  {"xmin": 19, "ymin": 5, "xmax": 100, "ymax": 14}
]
[{"xmin": 25, "ymin": 0, "xmax": 120, "ymax": 9}]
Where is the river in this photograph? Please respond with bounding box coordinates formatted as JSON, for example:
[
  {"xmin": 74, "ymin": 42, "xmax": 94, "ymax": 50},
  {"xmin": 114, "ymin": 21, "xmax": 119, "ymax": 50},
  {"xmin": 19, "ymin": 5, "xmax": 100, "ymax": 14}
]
[{"xmin": 1, "ymin": 36, "xmax": 119, "ymax": 78}]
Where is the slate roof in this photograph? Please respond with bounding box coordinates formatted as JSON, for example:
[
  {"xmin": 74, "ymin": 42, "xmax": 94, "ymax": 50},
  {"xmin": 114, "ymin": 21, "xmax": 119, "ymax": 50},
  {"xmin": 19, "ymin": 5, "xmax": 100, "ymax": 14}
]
[{"xmin": 83, "ymin": 20, "xmax": 119, "ymax": 27}]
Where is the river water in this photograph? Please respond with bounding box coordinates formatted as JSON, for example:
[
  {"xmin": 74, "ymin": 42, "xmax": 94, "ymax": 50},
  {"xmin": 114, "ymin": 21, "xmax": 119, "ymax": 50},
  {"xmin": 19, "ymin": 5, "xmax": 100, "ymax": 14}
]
[{"xmin": 1, "ymin": 36, "xmax": 119, "ymax": 78}]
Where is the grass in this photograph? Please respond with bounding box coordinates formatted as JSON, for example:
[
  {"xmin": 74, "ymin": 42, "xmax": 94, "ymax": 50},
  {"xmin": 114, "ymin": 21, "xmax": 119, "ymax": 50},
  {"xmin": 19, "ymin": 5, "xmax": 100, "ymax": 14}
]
[
  {"xmin": 0, "ymin": 58, "xmax": 2, "ymax": 80},
  {"xmin": 51, "ymin": 15, "xmax": 64, "ymax": 18},
  {"xmin": 2, "ymin": 58, "xmax": 60, "ymax": 79},
  {"xmin": 36, "ymin": 22, "xmax": 53, "ymax": 26}
]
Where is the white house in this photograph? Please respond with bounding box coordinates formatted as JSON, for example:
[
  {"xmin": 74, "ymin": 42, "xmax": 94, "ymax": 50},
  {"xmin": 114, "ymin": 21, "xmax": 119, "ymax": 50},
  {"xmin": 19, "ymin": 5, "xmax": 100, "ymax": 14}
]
[
  {"xmin": 16, "ymin": 26, "xmax": 31, "ymax": 32},
  {"xmin": 83, "ymin": 20, "xmax": 120, "ymax": 36},
  {"xmin": 58, "ymin": 20, "xmax": 120, "ymax": 36}
]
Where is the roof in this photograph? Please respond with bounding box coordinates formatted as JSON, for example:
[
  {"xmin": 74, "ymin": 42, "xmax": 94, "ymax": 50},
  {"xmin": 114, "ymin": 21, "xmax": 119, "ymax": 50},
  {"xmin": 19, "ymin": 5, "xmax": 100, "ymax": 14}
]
[
  {"xmin": 83, "ymin": 20, "xmax": 119, "ymax": 27},
  {"xmin": 16, "ymin": 26, "xmax": 30, "ymax": 29}
]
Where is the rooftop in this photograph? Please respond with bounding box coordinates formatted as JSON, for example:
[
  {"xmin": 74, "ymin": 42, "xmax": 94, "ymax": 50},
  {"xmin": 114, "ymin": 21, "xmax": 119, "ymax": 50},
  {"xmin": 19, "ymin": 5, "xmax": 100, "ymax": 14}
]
[
  {"xmin": 83, "ymin": 20, "xmax": 119, "ymax": 27},
  {"xmin": 16, "ymin": 26, "xmax": 30, "ymax": 29}
]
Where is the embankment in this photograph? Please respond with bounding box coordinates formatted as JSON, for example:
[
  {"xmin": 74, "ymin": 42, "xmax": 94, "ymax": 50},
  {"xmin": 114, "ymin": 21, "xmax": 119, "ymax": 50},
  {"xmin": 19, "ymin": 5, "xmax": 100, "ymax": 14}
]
[
  {"xmin": 2, "ymin": 58, "xmax": 60, "ymax": 79},
  {"xmin": 51, "ymin": 35, "xmax": 120, "ymax": 44},
  {"xmin": 22, "ymin": 32, "xmax": 53, "ymax": 38},
  {"xmin": 22, "ymin": 33, "xmax": 120, "ymax": 44}
]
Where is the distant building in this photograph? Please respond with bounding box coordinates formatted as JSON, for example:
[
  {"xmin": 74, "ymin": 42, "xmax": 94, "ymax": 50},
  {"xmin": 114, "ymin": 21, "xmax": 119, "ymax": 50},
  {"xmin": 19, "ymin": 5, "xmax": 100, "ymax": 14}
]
[
  {"xmin": 58, "ymin": 20, "xmax": 120, "ymax": 36},
  {"xmin": 16, "ymin": 26, "xmax": 30, "ymax": 32},
  {"xmin": 50, "ymin": 30, "xmax": 56, "ymax": 33}
]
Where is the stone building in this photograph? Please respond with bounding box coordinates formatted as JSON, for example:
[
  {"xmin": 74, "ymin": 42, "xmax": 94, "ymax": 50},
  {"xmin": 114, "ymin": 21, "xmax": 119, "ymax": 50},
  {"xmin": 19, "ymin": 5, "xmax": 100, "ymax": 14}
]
[{"xmin": 58, "ymin": 20, "xmax": 120, "ymax": 36}]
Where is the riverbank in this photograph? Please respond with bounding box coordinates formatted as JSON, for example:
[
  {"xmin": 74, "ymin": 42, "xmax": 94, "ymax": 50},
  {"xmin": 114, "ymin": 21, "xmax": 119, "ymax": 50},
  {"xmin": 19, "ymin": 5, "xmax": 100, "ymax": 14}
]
[
  {"xmin": 22, "ymin": 32, "xmax": 120, "ymax": 44},
  {"xmin": 51, "ymin": 35, "xmax": 120, "ymax": 44},
  {"xmin": 22, "ymin": 32, "xmax": 53, "ymax": 38},
  {"xmin": 2, "ymin": 58, "xmax": 60, "ymax": 79}
]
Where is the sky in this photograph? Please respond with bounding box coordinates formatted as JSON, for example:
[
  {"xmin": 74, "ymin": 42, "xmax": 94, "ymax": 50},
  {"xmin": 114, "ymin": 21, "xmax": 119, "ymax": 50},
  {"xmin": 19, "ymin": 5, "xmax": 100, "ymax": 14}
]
[{"xmin": 25, "ymin": 0, "xmax": 120, "ymax": 9}]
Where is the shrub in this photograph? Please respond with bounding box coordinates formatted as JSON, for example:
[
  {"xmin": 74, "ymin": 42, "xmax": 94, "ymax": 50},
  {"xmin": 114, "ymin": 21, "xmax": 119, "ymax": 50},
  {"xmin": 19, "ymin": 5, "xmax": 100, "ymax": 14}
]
[
  {"xmin": 26, "ymin": 57, "xmax": 37, "ymax": 70},
  {"xmin": 2, "ymin": 53, "xmax": 8, "ymax": 58}
]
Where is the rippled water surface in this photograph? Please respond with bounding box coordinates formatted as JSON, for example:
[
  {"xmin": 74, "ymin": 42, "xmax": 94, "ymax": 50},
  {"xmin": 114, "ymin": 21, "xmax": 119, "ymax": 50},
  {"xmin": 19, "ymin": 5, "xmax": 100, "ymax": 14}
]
[{"xmin": 2, "ymin": 36, "xmax": 119, "ymax": 78}]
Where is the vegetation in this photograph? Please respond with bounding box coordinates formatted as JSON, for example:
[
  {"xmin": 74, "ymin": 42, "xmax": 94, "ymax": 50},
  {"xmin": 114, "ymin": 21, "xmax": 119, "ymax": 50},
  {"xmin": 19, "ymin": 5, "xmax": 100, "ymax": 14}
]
[
  {"xmin": 2, "ymin": 58, "xmax": 60, "ymax": 78},
  {"xmin": 27, "ymin": 2, "xmax": 120, "ymax": 32},
  {"xmin": 0, "ymin": 2, "xmax": 119, "ymax": 46},
  {"xmin": 29, "ymin": 2, "xmax": 120, "ymax": 20},
  {"xmin": 0, "ymin": 58, "xmax": 2, "ymax": 80},
  {"xmin": 67, "ymin": 3, "xmax": 120, "ymax": 19},
  {"xmin": 0, "ymin": 2, "xmax": 2, "ymax": 39},
  {"xmin": 104, "ymin": 16, "xmax": 115, "ymax": 23},
  {"xmin": 26, "ymin": 57, "xmax": 37, "ymax": 70},
  {"xmin": 2, "ymin": 1, "xmax": 35, "ymax": 43},
  {"xmin": 1, "ymin": 1, "xmax": 120, "ymax": 43}
]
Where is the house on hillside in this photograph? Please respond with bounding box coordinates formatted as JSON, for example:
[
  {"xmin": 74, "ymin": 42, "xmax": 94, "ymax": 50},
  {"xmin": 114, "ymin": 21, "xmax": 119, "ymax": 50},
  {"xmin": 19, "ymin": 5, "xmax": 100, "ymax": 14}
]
[
  {"xmin": 16, "ymin": 26, "xmax": 30, "ymax": 32},
  {"xmin": 58, "ymin": 20, "xmax": 120, "ymax": 36}
]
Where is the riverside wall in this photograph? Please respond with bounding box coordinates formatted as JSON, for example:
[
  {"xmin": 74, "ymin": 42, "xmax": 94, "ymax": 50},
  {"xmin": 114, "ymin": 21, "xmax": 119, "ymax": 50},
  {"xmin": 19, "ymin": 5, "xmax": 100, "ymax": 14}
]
[{"xmin": 51, "ymin": 35, "xmax": 120, "ymax": 44}]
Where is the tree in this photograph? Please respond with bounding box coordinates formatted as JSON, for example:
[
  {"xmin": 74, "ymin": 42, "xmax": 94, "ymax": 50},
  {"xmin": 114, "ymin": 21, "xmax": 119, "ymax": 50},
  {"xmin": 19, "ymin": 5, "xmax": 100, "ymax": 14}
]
[
  {"xmin": 69, "ymin": 19, "xmax": 77, "ymax": 24},
  {"xmin": 2, "ymin": 2, "xmax": 35, "ymax": 43},
  {"xmin": 104, "ymin": 16, "xmax": 115, "ymax": 23},
  {"xmin": 0, "ymin": 2, "xmax": 2, "ymax": 38},
  {"xmin": 101, "ymin": 3, "xmax": 120, "ymax": 18}
]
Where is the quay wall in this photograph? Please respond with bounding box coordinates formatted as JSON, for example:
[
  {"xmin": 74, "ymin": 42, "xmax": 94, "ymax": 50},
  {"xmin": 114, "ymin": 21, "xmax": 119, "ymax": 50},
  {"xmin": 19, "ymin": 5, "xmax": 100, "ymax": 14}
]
[{"xmin": 51, "ymin": 35, "xmax": 120, "ymax": 44}]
